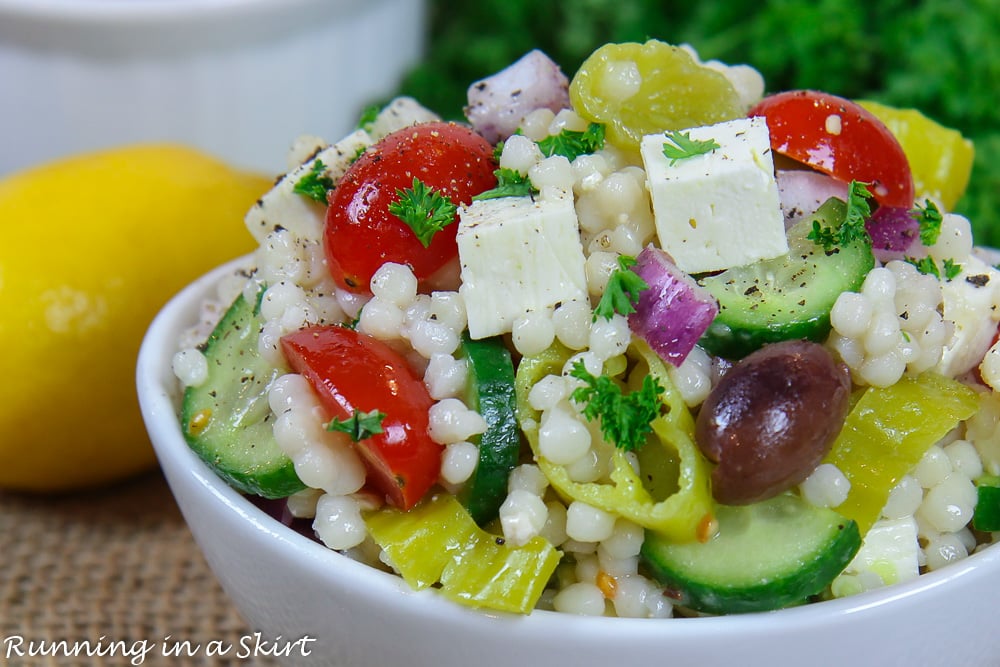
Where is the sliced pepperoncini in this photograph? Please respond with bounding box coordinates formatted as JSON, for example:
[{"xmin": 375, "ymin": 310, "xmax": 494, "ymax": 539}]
[{"xmin": 515, "ymin": 341, "xmax": 715, "ymax": 543}]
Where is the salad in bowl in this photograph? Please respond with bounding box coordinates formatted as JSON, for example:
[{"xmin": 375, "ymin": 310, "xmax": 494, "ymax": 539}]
[{"xmin": 154, "ymin": 39, "xmax": 1000, "ymax": 625}]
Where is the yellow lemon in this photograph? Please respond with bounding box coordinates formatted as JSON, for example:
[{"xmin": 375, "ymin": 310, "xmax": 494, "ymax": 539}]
[
  {"xmin": 0, "ymin": 144, "xmax": 271, "ymax": 493},
  {"xmin": 858, "ymin": 100, "xmax": 975, "ymax": 211}
]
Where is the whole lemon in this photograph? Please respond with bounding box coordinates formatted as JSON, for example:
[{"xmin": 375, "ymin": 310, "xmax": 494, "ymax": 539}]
[{"xmin": 0, "ymin": 144, "xmax": 271, "ymax": 493}]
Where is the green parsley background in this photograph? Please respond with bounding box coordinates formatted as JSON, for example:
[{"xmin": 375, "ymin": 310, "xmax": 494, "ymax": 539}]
[{"xmin": 394, "ymin": 0, "xmax": 1000, "ymax": 246}]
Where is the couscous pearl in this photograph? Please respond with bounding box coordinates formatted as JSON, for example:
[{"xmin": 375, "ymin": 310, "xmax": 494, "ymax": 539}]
[
  {"xmin": 553, "ymin": 582, "xmax": 607, "ymax": 616},
  {"xmin": 929, "ymin": 214, "xmax": 973, "ymax": 262},
  {"xmin": 597, "ymin": 58, "xmax": 642, "ymax": 100},
  {"xmin": 285, "ymin": 487, "xmax": 323, "ymax": 518},
  {"xmin": 440, "ymin": 441, "xmax": 479, "ymax": 485},
  {"xmin": 611, "ymin": 575, "xmax": 655, "ymax": 618},
  {"xmin": 914, "ymin": 446, "xmax": 953, "ymax": 488},
  {"xmin": 599, "ymin": 520, "xmax": 644, "ymax": 560},
  {"xmin": 597, "ymin": 548, "xmax": 639, "ymax": 578},
  {"xmin": 529, "ymin": 155, "xmax": 576, "ymax": 191},
  {"xmin": 428, "ymin": 398, "xmax": 488, "ymax": 444},
  {"xmin": 540, "ymin": 501, "xmax": 569, "ymax": 546},
  {"xmin": 945, "ymin": 439, "xmax": 984, "ymax": 479},
  {"xmin": 499, "ymin": 489, "xmax": 549, "ymax": 546},
  {"xmin": 919, "ymin": 474, "xmax": 977, "ymax": 533},
  {"xmin": 924, "ymin": 533, "xmax": 969, "ymax": 571},
  {"xmin": 508, "ymin": 464, "xmax": 549, "ymax": 496},
  {"xmin": 357, "ymin": 297, "xmax": 405, "ymax": 340},
  {"xmin": 499, "ymin": 134, "xmax": 543, "ymax": 174},
  {"xmin": 548, "ymin": 108, "xmax": 589, "ymax": 134},
  {"xmin": 552, "ymin": 300, "xmax": 593, "ymax": 350},
  {"xmin": 572, "ymin": 153, "xmax": 610, "ymax": 194},
  {"xmin": 512, "ymin": 310, "xmax": 556, "ymax": 357},
  {"xmin": 171, "ymin": 348, "xmax": 208, "ymax": 387},
  {"xmin": 830, "ymin": 291, "xmax": 873, "ymax": 339},
  {"xmin": 799, "ymin": 463, "xmax": 851, "ymax": 508},
  {"xmin": 564, "ymin": 447, "xmax": 606, "ymax": 483},
  {"xmin": 527, "ymin": 374, "xmax": 568, "ymax": 412},
  {"xmin": 292, "ymin": 439, "xmax": 367, "ymax": 496},
  {"xmin": 538, "ymin": 406, "xmax": 591, "ymax": 465},
  {"xmin": 585, "ymin": 251, "xmax": 619, "ymax": 297},
  {"xmin": 429, "ymin": 292, "xmax": 467, "ymax": 332},
  {"xmin": 566, "ymin": 501, "xmax": 617, "ymax": 543},
  {"xmin": 370, "ymin": 262, "xmax": 418, "ymax": 306},
  {"xmin": 408, "ymin": 320, "xmax": 460, "ymax": 358},
  {"xmin": 882, "ymin": 475, "xmax": 923, "ymax": 520},
  {"xmin": 313, "ymin": 494, "xmax": 367, "ymax": 550},
  {"xmin": 423, "ymin": 353, "xmax": 468, "ymax": 400},
  {"xmin": 861, "ymin": 267, "xmax": 896, "ymax": 302},
  {"xmin": 519, "ymin": 108, "xmax": 557, "ymax": 142},
  {"xmin": 335, "ymin": 288, "xmax": 368, "ymax": 319}
]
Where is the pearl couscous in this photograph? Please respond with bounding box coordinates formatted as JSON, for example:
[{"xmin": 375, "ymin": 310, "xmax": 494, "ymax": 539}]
[{"xmin": 172, "ymin": 39, "xmax": 1000, "ymax": 618}]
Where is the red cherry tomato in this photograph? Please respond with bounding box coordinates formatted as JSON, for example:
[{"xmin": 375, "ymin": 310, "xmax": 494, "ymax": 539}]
[
  {"xmin": 749, "ymin": 90, "xmax": 914, "ymax": 208},
  {"xmin": 325, "ymin": 121, "xmax": 497, "ymax": 292},
  {"xmin": 280, "ymin": 325, "xmax": 442, "ymax": 510}
]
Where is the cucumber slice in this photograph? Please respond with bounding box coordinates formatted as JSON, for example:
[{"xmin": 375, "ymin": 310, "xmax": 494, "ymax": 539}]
[
  {"xmin": 181, "ymin": 290, "xmax": 304, "ymax": 499},
  {"xmin": 641, "ymin": 493, "xmax": 861, "ymax": 614},
  {"xmin": 973, "ymin": 475, "xmax": 1000, "ymax": 531},
  {"xmin": 698, "ymin": 197, "xmax": 875, "ymax": 359},
  {"xmin": 458, "ymin": 333, "xmax": 520, "ymax": 525}
]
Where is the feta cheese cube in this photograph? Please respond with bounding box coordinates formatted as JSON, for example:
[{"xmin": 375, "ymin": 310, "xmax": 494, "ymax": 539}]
[
  {"xmin": 244, "ymin": 129, "xmax": 372, "ymax": 244},
  {"xmin": 836, "ymin": 516, "xmax": 920, "ymax": 589},
  {"xmin": 640, "ymin": 116, "xmax": 787, "ymax": 274},
  {"xmin": 939, "ymin": 254, "xmax": 1000, "ymax": 378},
  {"xmin": 457, "ymin": 188, "xmax": 588, "ymax": 339}
]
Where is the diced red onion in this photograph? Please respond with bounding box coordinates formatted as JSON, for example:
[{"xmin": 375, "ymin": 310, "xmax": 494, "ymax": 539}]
[
  {"xmin": 629, "ymin": 246, "xmax": 719, "ymax": 367},
  {"xmin": 865, "ymin": 205, "xmax": 922, "ymax": 263},
  {"xmin": 776, "ymin": 170, "xmax": 849, "ymax": 229},
  {"xmin": 465, "ymin": 50, "xmax": 570, "ymax": 144}
]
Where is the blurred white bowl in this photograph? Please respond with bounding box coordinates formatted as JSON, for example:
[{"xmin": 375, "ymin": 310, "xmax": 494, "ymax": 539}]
[
  {"xmin": 0, "ymin": 0, "xmax": 426, "ymax": 176},
  {"xmin": 137, "ymin": 256, "xmax": 1000, "ymax": 667}
]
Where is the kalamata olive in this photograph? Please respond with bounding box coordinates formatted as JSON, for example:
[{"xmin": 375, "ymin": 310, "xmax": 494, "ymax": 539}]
[{"xmin": 695, "ymin": 340, "xmax": 851, "ymax": 505}]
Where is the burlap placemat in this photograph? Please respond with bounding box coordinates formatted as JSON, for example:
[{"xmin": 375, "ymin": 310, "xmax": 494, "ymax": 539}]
[{"xmin": 0, "ymin": 470, "xmax": 280, "ymax": 667}]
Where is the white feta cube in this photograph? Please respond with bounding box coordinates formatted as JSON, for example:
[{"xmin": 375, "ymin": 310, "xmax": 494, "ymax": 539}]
[
  {"xmin": 457, "ymin": 188, "xmax": 588, "ymax": 339},
  {"xmin": 640, "ymin": 116, "xmax": 787, "ymax": 274},
  {"xmin": 837, "ymin": 516, "xmax": 920, "ymax": 588},
  {"xmin": 245, "ymin": 129, "xmax": 372, "ymax": 244},
  {"xmin": 939, "ymin": 254, "xmax": 1000, "ymax": 378}
]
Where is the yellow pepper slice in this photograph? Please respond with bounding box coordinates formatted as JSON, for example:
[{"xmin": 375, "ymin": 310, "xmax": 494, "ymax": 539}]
[
  {"xmin": 822, "ymin": 372, "xmax": 978, "ymax": 535},
  {"xmin": 858, "ymin": 100, "xmax": 975, "ymax": 211},
  {"xmin": 515, "ymin": 341, "xmax": 714, "ymax": 543},
  {"xmin": 365, "ymin": 493, "xmax": 560, "ymax": 614}
]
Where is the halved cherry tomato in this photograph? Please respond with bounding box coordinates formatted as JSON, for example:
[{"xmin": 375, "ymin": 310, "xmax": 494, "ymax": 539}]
[
  {"xmin": 749, "ymin": 90, "xmax": 914, "ymax": 208},
  {"xmin": 325, "ymin": 121, "xmax": 497, "ymax": 293},
  {"xmin": 280, "ymin": 325, "xmax": 441, "ymax": 510}
]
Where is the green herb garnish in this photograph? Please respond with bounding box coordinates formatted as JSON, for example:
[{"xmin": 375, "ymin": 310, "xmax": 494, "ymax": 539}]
[
  {"xmin": 913, "ymin": 199, "xmax": 944, "ymax": 246},
  {"xmin": 293, "ymin": 159, "xmax": 334, "ymax": 204},
  {"xmin": 569, "ymin": 360, "xmax": 664, "ymax": 453},
  {"xmin": 906, "ymin": 255, "xmax": 963, "ymax": 280},
  {"xmin": 326, "ymin": 408, "xmax": 386, "ymax": 442},
  {"xmin": 388, "ymin": 177, "xmax": 458, "ymax": 247},
  {"xmin": 357, "ymin": 104, "xmax": 381, "ymax": 132},
  {"xmin": 537, "ymin": 122, "xmax": 605, "ymax": 161},
  {"xmin": 807, "ymin": 180, "xmax": 874, "ymax": 251},
  {"xmin": 660, "ymin": 130, "xmax": 720, "ymax": 165},
  {"xmin": 472, "ymin": 167, "xmax": 537, "ymax": 201},
  {"xmin": 594, "ymin": 254, "xmax": 648, "ymax": 321}
]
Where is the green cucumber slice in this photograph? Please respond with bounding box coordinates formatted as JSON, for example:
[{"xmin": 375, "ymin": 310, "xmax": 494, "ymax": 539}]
[
  {"xmin": 180, "ymin": 290, "xmax": 304, "ymax": 499},
  {"xmin": 973, "ymin": 475, "xmax": 1000, "ymax": 531},
  {"xmin": 458, "ymin": 333, "xmax": 520, "ymax": 525},
  {"xmin": 698, "ymin": 197, "xmax": 875, "ymax": 359},
  {"xmin": 641, "ymin": 493, "xmax": 861, "ymax": 614}
]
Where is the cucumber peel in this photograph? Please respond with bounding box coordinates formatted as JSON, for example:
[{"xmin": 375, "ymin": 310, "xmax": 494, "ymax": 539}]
[
  {"xmin": 698, "ymin": 197, "xmax": 875, "ymax": 359},
  {"xmin": 458, "ymin": 333, "xmax": 520, "ymax": 525},
  {"xmin": 641, "ymin": 493, "xmax": 861, "ymax": 615},
  {"xmin": 180, "ymin": 290, "xmax": 304, "ymax": 499}
]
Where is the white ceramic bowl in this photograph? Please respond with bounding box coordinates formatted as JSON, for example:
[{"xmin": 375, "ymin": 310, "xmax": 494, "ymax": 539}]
[
  {"xmin": 137, "ymin": 257, "xmax": 1000, "ymax": 667},
  {"xmin": 0, "ymin": 0, "xmax": 426, "ymax": 177}
]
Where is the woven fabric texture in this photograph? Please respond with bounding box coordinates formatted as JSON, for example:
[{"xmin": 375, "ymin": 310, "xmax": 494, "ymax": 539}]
[{"xmin": 0, "ymin": 471, "xmax": 280, "ymax": 667}]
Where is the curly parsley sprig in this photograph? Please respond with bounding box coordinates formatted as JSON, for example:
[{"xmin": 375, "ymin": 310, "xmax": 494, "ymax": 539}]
[
  {"xmin": 660, "ymin": 130, "xmax": 720, "ymax": 165},
  {"xmin": 912, "ymin": 199, "xmax": 944, "ymax": 246},
  {"xmin": 388, "ymin": 177, "xmax": 458, "ymax": 247},
  {"xmin": 537, "ymin": 123, "xmax": 606, "ymax": 161},
  {"xmin": 326, "ymin": 408, "xmax": 386, "ymax": 442},
  {"xmin": 472, "ymin": 167, "xmax": 537, "ymax": 201},
  {"xmin": 294, "ymin": 159, "xmax": 335, "ymax": 204},
  {"xmin": 593, "ymin": 254, "xmax": 648, "ymax": 321},
  {"xmin": 807, "ymin": 180, "xmax": 874, "ymax": 251},
  {"xmin": 569, "ymin": 360, "xmax": 664, "ymax": 453}
]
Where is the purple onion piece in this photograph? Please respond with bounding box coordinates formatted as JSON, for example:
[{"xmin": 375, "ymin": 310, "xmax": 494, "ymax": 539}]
[
  {"xmin": 629, "ymin": 246, "xmax": 719, "ymax": 367},
  {"xmin": 464, "ymin": 49, "xmax": 570, "ymax": 144},
  {"xmin": 776, "ymin": 170, "xmax": 849, "ymax": 229},
  {"xmin": 866, "ymin": 205, "xmax": 922, "ymax": 263}
]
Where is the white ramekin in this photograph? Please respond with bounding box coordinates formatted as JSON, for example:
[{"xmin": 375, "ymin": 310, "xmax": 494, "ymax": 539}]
[{"xmin": 0, "ymin": 0, "xmax": 427, "ymax": 176}]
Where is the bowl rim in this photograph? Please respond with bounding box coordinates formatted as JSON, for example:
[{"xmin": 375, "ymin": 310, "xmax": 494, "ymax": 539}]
[{"xmin": 136, "ymin": 254, "xmax": 1000, "ymax": 633}]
